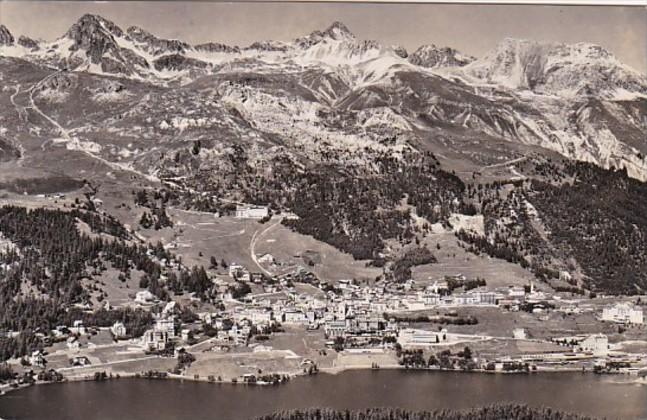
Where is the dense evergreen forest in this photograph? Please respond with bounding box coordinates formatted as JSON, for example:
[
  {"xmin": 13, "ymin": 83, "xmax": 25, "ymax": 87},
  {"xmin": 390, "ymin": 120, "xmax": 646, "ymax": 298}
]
[
  {"xmin": 529, "ymin": 162, "xmax": 647, "ymax": 294},
  {"xmin": 457, "ymin": 161, "xmax": 647, "ymax": 295},
  {"xmin": 0, "ymin": 205, "xmax": 211, "ymax": 360},
  {"xmin": 280, "ymin": 154, "xmax": 466, "ymax": 260},
  {"xmin": 253, "ymin": 404, "xmax": 596, "ymax": 420}
]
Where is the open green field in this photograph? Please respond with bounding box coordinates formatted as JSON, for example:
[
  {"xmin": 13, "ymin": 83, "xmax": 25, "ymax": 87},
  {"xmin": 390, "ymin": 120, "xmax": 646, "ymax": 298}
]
[
  {"xmin": 414, "ymin": 231, "xmax": 540, "ymax": 290},
  {"xmin": 138, "ymin": 207, "xmax": 384, "ymax": 284},
  {"xmin": 254, "ymin": 222, "xmax": 382, "ymax": 283},
  {"xmin": 263, "ymin": 325, "xmax": 336, "ymax": 369},
  {"xmin": 333, "ymin": 351, "xmax": 399, "ymax": 369},
  {"xmin": 141, "ymin": 210, "xmax": 260, "ymax": 270},
  {"xmin": 185, "ymin": 350, "xmax": 304, "ymax": 381},
  {"xmin": 388, "ymin": 305, "xmax": 644, "ymax": 344},
  {"xmin": 435, "ymin": 337, "xmax": 564, "ymax": 360},
  {"xmin": 84, "ymin": 267, "xmax": 146, "ymax": 307},
  {"xmin": 63, "ymin": 356, "xmax": 177, "ymax": 378}
]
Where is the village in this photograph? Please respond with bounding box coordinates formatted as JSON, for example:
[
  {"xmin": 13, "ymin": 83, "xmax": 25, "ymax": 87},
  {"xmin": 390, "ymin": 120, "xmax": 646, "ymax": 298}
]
[
  {"xmin": 5, "ymin": 247, "xmax": 647, "ymax": 393},
  {"xmin": 1, "ymin": 201, "xmax": 647, "ymax": 396}
]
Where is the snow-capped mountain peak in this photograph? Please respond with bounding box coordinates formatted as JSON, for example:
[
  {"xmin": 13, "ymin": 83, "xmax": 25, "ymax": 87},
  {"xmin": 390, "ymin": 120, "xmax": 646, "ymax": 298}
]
[
  {"xmin": 1, "ymin": 15, "xmax": 644, "ymax": 102},
  {"xmin": 290, "ymin": 22, "xmax": 412, "ymax": 88},
  {"xmin": 463, "ymin": 37, "xmax": 647, "ymax": 98},
  {"xmin": 1, "ymin": 14, "xmax": 647, "ymax": 189}
]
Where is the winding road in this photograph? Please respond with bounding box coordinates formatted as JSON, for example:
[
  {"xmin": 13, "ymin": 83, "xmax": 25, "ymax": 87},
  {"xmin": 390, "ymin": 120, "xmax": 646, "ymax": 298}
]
[
  {"xmin": 16, "ymin": 70, "xmax": 158, "ymax": 182},
  {"xmin": 250, "ymin": 217, "xmax": 282, "ymax": 277},
  {"xmin": 482, "ymin": 156, "xmax": 528, "ymax": 170},
  {"xmin": 7, "ymin": 84, "xmax": 28, "ymax": 164}
]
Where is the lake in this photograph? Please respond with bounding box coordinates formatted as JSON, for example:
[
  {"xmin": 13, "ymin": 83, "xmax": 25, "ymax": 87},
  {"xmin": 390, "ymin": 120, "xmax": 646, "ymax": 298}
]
[{"xmin": 1, "ymin": 370, "xmax": 646, "ymax": 420}]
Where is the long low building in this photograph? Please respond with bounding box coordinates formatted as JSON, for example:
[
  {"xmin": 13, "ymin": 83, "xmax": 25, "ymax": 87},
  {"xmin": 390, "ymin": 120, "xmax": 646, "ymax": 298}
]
[
  {"xmin": 235, "ymin": 205, "xmax": 269, "ymax": 219},
  {"xmin": 398, "ymin": 328, "xmax": 447, "ymax": 346},
  {"xmin": 397, "ymin": 328, "xmax": 487, "ymax": 347}
]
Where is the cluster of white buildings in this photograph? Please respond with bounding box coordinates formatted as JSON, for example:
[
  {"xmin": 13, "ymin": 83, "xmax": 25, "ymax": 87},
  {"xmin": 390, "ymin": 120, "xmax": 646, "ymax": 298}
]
[
  {"xmin": 140, "ymin": 302, "xmax": 178, "ymax": 351},
  {"xmin": 215, "ymin": 269, "xmax": 562, "ymax": 348},
  {"xmin": 401, "ymin": 288, "xmax": 499, "ymax": 310},
  {"xmin": 320, "ymin": 278, "xmax": 545, "ymax": 315},
  {"xmin": 601, "ymin": 303, "xmax": 644, "ymax": 325},
  {"xmin": 135, "ymin": 290, "xmax": 157, "ymax": 305},
  {"xmin": 122, "ymin": 254, "xmax": 644, "ymax": 365}
]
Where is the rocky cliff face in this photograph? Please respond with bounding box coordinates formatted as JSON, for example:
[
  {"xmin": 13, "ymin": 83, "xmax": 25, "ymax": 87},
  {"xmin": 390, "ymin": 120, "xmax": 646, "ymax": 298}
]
[
  {"xmin": 194, "ymin": 42, "xmax": 240, "ymax": 54},
  {"xmin": 0, "ymin": 25, "xmax": 15, "ymax": 45},
  {"xmin": 17, "ymin": 35, "xmax": 39, "ymax": 50},
  {"xmin": 65, "ymin": 14, "xmax": 123, "ymax": 63},
  {"xmin": 126, "ymin": 26, "xmax": 190, "ymax": 56},
  {"xmin": 153, "ymin": 54, "xmax": 208, "ymax": 72},
  {"xmin": 408, "ymin": 45, "xmax": 474, "ymax": 68},
  {"xmin": 296, "ymin": 21, "xmax": 356, "ymax": 48},
  {"xmin": 392, "ymin": 46, "xmax": 408, "ymax": 59}
]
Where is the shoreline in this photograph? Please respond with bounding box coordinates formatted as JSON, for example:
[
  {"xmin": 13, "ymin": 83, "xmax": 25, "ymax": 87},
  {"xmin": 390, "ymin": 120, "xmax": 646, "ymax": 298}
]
[{"xmin": 3, "ymin": 363, "xmax": 644, "ymax": 397}]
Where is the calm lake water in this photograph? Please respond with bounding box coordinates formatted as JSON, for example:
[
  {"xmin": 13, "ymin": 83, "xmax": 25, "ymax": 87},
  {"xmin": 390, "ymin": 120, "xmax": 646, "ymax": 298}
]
[{"xmin": 1, "ymin": 370, "xmax": 646, "ymax": 420}]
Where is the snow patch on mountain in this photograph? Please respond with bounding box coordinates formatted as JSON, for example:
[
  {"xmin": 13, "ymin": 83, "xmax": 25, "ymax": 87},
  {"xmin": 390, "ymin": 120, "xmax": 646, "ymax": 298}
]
[
  {"xmin": 462, "ymin": 38, "xmax": 647, "ymax": 98},
  {"xmin": 358, "ymin": 107, "xmax": 411, "ymax": 131}
]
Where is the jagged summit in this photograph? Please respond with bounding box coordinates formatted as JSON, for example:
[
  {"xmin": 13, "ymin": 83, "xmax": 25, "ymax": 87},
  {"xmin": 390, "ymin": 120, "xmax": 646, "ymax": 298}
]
[
  {"xmin": 62, "ymin": 14, "xmax": 157, "ymax": 76},
  {"xmin": 392, "ymin": 45, "xmax": 408, "ymax": 59},
  {"xmin": 18, "ymin": 35, "xmax": 39, "ymax": 50},
  {"xmin": 126, "ymin": 25, "xmax": 190, "ymax": 55},
  {"xmin": 0, "ymin": 25, "xmax": 15, "ymax": 45},
  {"xmin": 297, "ymin": 21, "xmax": 356, "ymax": 48},
  {"xmin": 408, "ymin": 44, "xmax": 474, "ymax": 68},
  {"xmin": 67, "ymin": 14, "xmax": 124, "ymax": 39},
  {"xmin": 194, "ymin": 42, "xmax": 240, "ymax": 54},
  {"xmin": 321, "ymin": 21, "xmax": 355, "ymax": 41},
  {"xmin": 0, "ymin": 13, "xmax": 644, "ymax": 101},
  {"xmin": 126, "ymin": 25, "xmax": 152, "ymax": 39},
  {"xmin": 65, "ymin": 14, "xmax": 124, "ymax": 64},
  {"xmin": 244, "ymin": 40, "xmax": 289, "ymax": 52},
  {"xmin": 495, "ymin": 37, "xmax": 613, "ymax": 60}
]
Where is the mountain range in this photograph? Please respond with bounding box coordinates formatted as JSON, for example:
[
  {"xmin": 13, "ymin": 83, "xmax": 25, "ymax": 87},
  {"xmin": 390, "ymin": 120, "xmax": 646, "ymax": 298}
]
[
  {"xmin": 1, "ymin": 15, "xmax": 647, "ymax": 294},
  {"xmin": 1, "ymin": 14, "xmax": 645, "ymax": 181}
]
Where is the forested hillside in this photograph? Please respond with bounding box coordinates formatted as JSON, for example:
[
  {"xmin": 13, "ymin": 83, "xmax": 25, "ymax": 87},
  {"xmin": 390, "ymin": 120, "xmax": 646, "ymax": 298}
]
[
  {"xmin": 0, "ymin": 205, "xmax": 212, "ymax": 360},
  {"xmin": 458, "ymin": 161, "xmax": 647, "ymax": 295},
  {"xmin": 253, "ymin": 404, "xmax": 596, "ymax": 420}
]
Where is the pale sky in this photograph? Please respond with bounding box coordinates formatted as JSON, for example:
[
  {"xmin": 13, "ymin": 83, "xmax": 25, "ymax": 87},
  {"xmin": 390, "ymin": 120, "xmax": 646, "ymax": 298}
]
[{"xmin": 1, "ymin": 1, "xmax": 645, "ymax": 73}]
